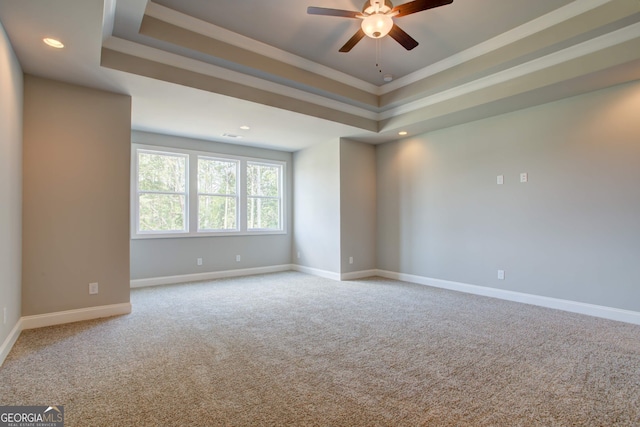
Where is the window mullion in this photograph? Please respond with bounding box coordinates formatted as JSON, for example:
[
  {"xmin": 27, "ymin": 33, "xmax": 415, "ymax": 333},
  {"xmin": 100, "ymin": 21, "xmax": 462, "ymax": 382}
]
[
  {"xmin": 188, "ymin": 153, "xmax": 197, "ymax": 234},
  {"xmin": 239, "ymin": 159, "xmax": 247, "ymax": 233}
]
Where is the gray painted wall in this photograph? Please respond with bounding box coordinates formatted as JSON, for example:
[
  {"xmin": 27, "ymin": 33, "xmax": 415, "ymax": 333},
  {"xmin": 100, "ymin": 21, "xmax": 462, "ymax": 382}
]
[
  {"xmin": 130, "ymin": 131, "xmax": 293, "ymax": 280},
  {"xmin": 340, "ymin": 139, "xmax": 376, "ymax": 274},
  {"xmin": 293, "ymin": 139, "xmax": 341, "ymax": 273},
  {"xmin": 377, "ymin": 80, "xmax": 640, "ymax": 312},
  {"xmin": 0, "ymin": 21, "xmax": 22, "ymax": 345},
  {"xmin": 22, "ymin": 76, "xmax": 131, "ymax": 316}
]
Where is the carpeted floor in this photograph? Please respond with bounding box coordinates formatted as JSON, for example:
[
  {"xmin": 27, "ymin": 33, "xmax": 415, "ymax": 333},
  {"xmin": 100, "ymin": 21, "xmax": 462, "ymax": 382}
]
[{"xmin": 1, "ymin": 272, "xmax": 639, "ymax": 426}]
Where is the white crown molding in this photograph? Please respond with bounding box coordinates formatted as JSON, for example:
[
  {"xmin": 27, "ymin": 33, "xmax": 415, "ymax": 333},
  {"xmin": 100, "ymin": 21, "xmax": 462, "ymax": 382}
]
[
  {"xmin": 21, "ymin": 303, "xmax": 132, "ymax": 330},
  {"xmin": 380, "ymin": 22, "xmax": 640, "ymax": 120},
  {"xmin": 145, "ymin": 0, "xmax": 618, "ymax": 96},
  {"xmin": 115, "ymin": 2, "xmax": 640, "ymax": 126},
  {"xmin": 103, "ymin": 37, "xmax": 379, "ymax": 121},
  {"xmin": 381, "ymin": 0, "xmax": 616, "ymax": 93},
  {"xmin": 144, "ymin": 1, "xmax": 379, "ymax": 94},
  {"xmin": 376, "ymin": 270, "xmax": 640, "ymax": 325}
]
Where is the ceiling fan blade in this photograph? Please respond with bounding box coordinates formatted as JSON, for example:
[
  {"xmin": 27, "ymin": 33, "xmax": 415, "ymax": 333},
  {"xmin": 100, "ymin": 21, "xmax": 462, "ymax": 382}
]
[
  {"xmin": 307, "ymin": 6, "xmax": 360, "ymax": 18},
  {"xmin": 339, "ymin": 29, "xmax": 366, "ymax": 52},
  {"xmin": 391, "ymin": 0, "xmax": 453, "ymax": 18},
  {"xmin": 388, "ymin": 24, "xmax": 419, "ymax": 50}
]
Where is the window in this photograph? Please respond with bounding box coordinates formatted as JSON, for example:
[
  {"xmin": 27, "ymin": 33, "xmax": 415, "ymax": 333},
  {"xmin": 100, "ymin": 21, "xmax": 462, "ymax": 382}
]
[
  {"xmin": 247, "ymin": 162, "xmax": 282, "ymax": 230},
  {"xmin": 132, "ymin": 144, "xmax": 286, "ymax": 238},
  {"xmin": 135, "ymin": 150, "xmax": 188, "ymax": 234},
  {"xmin": 198, "ymin": 157, "xmax": 239, "ymax": 231}
]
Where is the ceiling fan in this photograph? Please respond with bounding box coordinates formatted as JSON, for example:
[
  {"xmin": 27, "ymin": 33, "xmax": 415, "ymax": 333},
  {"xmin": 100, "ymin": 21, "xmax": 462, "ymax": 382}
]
[{"xmin": 307, "ymin": 0, "xmax": 453, "ymax": 52}]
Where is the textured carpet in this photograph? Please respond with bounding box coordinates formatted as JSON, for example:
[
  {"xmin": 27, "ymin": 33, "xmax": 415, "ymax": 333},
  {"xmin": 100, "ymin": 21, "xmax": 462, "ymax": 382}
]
[{"xmin": 1, "ymin": 272, "xmax": 639, "ymax": 426}]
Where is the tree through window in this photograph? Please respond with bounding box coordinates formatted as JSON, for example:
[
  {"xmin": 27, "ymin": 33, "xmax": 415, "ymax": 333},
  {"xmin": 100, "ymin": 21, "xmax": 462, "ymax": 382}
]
[
  {"xmin": 198, "ymin": 157, "xmax": 239, "ymax": 231},
  {"xmin": 136, "ymin": 150, "xmax": 187, "ymax": 233},
  {"xmin": 132, "ymin": 145, "xmax": 285, "ymax": 238},
  {"xmin": 247, "ymin": 162, "xmax": 282, "ymax": 230}
]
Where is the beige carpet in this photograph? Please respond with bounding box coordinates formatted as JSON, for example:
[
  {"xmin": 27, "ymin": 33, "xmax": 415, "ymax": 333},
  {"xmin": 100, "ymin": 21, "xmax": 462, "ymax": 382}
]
[{"xmin": 1, "ymin": 272, "xmax": 639, "ymax": 426}]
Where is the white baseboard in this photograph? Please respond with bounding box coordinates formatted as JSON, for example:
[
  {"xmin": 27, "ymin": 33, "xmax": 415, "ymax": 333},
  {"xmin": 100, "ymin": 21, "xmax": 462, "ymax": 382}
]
[
  {"xmin": 130, "ymin": 264, "xmax": 293, "ymax": 288},
  {"xmin": 292, "ymin": 265, "xmax": 377, "ymax": 281},
  {"xmin": 0, "ymin": 319, "xmax": 22, "ymax": 367},
  {"xmin": 132, "ymin": 264, "xmax": 376, "ymax": 286},
  {"xmin": 291, "ymin": 264, "xmax": 341, "ymax": 281},
  {"xmin": 377, "ymin": 270, "xmax": 640, "ymax": 326},
  {"xmin": 341, "ymin": 269, "xmax": 379, "ymax": 281},
  {"xmin": 21, "ymin": 303, "xmax": 132, "ymax": 330},
  {"xmin": 130, "ymin": 264, "xmax": 640, "ymax": 325}
]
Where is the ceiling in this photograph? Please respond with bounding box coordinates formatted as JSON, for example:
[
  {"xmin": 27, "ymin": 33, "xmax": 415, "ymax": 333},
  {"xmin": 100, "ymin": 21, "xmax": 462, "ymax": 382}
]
[{"xmin": 1, "ymin": 0, "xmax": 639, "ymax": 151}]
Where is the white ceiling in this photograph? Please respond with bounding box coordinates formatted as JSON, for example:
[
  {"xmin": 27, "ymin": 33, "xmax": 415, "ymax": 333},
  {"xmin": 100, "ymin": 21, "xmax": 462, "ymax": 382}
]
[{"xmin": 1, "ymin": 0, "xmax": 639, "ymax": 151}]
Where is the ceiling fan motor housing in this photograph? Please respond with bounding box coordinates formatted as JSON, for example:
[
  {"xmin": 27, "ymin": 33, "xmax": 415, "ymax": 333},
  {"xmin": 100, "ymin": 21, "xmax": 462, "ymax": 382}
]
[{"xmin": 362, "ymin": 0, "xmax": 394, "ymax": 13}]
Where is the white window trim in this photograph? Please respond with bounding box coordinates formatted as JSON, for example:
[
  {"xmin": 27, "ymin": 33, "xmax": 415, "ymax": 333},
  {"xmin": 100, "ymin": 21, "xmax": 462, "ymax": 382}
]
[
  {"xmin": 247, "ymin": 161, "xmax": 284, "ymax": 232},
  {"xmin": 133, "ymin": 148, "xmax": 189, "ymax": 236},
  {"xmin": 131, "ymin": 144, "xmax": 287, "ymax": 239},
  {"xmin": 197, "ymin": 155, "xmax": 240, "ymax": 233}
]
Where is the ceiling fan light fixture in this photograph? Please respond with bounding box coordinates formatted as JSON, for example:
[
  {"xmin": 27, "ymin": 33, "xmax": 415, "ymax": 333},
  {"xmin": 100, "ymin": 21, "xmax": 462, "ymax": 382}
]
[
  {"xmin": 361, "ymin": 13, "xmax": 393, "ymax": 39},
  {"xmin": 308, "ymin": 0, "xmax": 454, "ymax": 52}
]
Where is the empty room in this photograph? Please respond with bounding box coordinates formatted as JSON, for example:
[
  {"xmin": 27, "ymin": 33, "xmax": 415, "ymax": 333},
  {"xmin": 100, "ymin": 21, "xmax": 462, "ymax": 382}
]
[{"xmin": 1, "ymin": 0, "xmax": 640, "ymax": 425}]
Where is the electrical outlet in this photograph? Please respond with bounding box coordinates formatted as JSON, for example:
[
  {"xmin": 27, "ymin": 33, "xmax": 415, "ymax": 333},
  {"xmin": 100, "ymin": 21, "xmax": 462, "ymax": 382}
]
[
  {"xmin": 236, "ymin": 255, "xmax": 241, "ymax": 262},
  {"xmin": 197, "ymin": 258, "xmax": 203, "ymax": 266},
  {"xmin": 349, "ymin": 256, "xmax": 354, "ymax": 265},
  {"xmin": 520, "ymin": 173, "xmax": 528, "ymax": 183},
  {"xmin": 89, "ymin": 282, "xmax": 99, "ymax": 295},
  {"xmin": 497, "ymin": 270, "xmax": 505, "ymax": 280},
  {"xmin": 297, "ymin": 251, "xmax": 301, "ymax": 259},
  {"xmin": 497, "ymin": 175, "xmax": 504, "ymax": 185}
]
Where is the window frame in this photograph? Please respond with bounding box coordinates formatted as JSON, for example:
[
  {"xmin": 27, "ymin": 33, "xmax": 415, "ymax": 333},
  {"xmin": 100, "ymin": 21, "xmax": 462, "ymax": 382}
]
[
  {"xmin": 197, "ymin": 155, "xmax": 240, "ymax": 233},
  {"xmin": 246, "ymin": 161, "xmax": 284, "ymax": 232},
  {"xmin": 134, "ymin": 148, "xmax": 189, "ymax": 236},
  {"xmin": 131, "ymin": 144, "xmax": 287, "ymax": 239}
]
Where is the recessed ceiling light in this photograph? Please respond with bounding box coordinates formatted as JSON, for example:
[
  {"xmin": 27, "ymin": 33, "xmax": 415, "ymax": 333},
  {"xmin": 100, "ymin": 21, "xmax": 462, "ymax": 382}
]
[
  {"xmin": 239, "ymin": 125, "xmax": 250, "ymax": 130},
  {"xmin": 398, "ymin": 131, "xmax": 408, "ymax": 136},
  {"xmin": 222, "ymin": 133, "xmax": 243, "ymax": 139},
  {"xmin": 43, "ymin": 38, "xmax": 64, "ymax": 49}
]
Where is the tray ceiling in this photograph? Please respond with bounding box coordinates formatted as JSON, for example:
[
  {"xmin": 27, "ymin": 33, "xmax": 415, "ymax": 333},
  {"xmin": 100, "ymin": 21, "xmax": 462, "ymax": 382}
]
[{"xmin": 1, "ymin": 0, "xmax": 639, "ymax": 151}]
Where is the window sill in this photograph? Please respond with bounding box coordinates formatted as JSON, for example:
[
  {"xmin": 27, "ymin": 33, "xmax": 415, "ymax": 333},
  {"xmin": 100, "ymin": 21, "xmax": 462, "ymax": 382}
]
[{"xmin": 131, "ymin": 230, "xmax": 287, "ymax": 240}]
